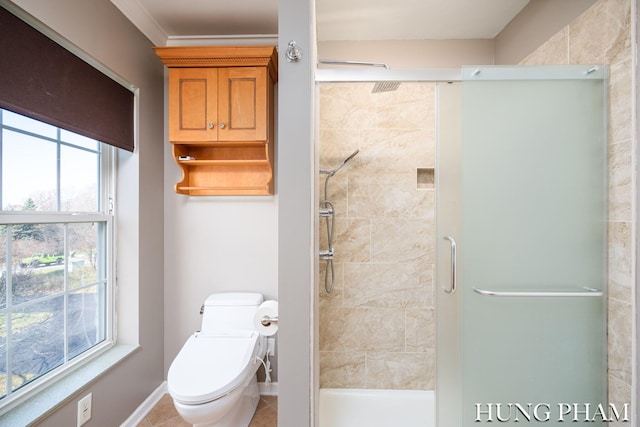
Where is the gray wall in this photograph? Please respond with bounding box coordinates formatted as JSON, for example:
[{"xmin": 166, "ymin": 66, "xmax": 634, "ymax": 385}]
[
  {"xmin": 277, "ymin": 0, "xmax": 316, "ymax": 425},
  {"xmin": 9, "ymin": 0, "xmax": 166, "ymax": 425}
]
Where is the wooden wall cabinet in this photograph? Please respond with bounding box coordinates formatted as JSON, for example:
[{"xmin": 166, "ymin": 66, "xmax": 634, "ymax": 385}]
[{"xmin": 154, "ymin": 46, "xmax": 277, "ymax": 196}]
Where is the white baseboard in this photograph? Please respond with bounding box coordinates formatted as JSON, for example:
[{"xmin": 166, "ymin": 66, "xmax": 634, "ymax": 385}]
[
  {"xmin": 120, "ymin": 381, "xmax": 167, "ymax": 427},
  {"xmin": 121, "ymin": 380, "xmax": 278, "ymax": 426}
]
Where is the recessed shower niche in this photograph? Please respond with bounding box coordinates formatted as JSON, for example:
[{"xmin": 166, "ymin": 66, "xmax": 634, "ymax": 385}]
[{"xmin": 417, "ymin": 168, "xmax": 435, "ymax": 189}]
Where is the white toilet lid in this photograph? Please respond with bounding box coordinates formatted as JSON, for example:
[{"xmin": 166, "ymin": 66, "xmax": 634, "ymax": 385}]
[{"xmin": 168, "ymin": 331, "xmax": 259, "ymax": 404}]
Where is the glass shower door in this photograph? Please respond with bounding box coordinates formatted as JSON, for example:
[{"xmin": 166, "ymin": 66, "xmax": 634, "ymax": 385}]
[{"xmin": 437, "ymin": 66, "xmax": 607, "ymax": 426}]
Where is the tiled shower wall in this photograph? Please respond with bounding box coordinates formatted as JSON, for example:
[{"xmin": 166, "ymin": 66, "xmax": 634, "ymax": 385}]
[
  {"xmin": 318, "ymin": 83, "xmax": 437, "ymax": 389},
  {"xmin": 519, "ymin": 0, "xmax": 633, "ymax": 418}
]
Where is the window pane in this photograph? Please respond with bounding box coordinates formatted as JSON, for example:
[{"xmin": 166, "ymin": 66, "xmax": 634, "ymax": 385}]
[
  {"xmin": 60, "ymin": 130, "xmax": 98, "ymax": 151},
  {"xmin": 0, "ymin": 108, "xmax": 111, "ymax": 400},
  {"xmin": 2, "ymin": 110, "xmax": 57, "ymax": 139},
  {"xmin": 2, "ymin": 130, "xmax": 57, "ymax": 211},
  {"xmin": 61, "ymin": 146, "xmax": 99, "ymax": 212},
  {"xmin": 11, "ymin": 297, "xmax": 64, "ymax": 392},
  {"xmin": 67, "ymin": 285, "xmax": 104, "ymax": 360},
  {"xmin": 67, "ymin": 223, "xmax": 100, "ymax": 288},
  {"xmin": 12, "ymin": 224, "xmax": 64, "ymax": 305}
]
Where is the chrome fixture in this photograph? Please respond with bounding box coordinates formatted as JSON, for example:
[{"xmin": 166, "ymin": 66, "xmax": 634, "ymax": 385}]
[
  {"xmin": 316, "ymin": 60, "xmax": 401, "ymax": 93},
  {"xmin": 585, "ymin": 65, "xmax": 600, "ymax": 74},
  {"xmin": 320, "ymin": 149, "xmax": 360, "ymax": 177},
  {"xmin": 443, "ymin": 236, "xmax": 457, "ymax": 294},
  {"xmin": 473, "ymin": 287, "xmax": 603, "ymax": 298},
  {"xmin": 319, "ymin": 149, "xmax": 360, "ymax": 293},
  {"xmin": 285, "ymin": 40, "xmax": 303, "ymax": 63},
  {"xmin": 371, "ymin": 81, "xmax": 401, "ymax": 93},
  {"xmin": 317, "ymin": 59, "xmax": 389, "ymax": 69}
]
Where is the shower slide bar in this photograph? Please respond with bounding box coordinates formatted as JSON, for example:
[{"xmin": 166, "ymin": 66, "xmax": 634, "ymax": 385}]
[
  {"xmin": 319, "ymin": 150, "xmax": 360, "ymax": 294},
  {"xmin": 473, "ymin": 287, "xmax": 603, "ymax": 298}
]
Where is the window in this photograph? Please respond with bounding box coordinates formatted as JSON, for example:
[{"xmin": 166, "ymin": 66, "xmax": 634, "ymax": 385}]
[{"xmin": 0, "ymin": 109, "xmax": 113, "ymax": 405}]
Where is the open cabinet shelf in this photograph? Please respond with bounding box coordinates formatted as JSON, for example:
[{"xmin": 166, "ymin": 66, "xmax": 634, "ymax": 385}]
[
  {"xmin": 171, "ymin": 142, "xmax": 273, "ymax": 195},
  {"xmin": 178, "ymin": 159, "xmax": 271, "ymax": 166}
]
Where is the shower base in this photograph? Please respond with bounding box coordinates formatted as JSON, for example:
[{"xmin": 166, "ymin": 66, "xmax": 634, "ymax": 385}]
[{"xmin": 319, "ymin": 388, "xmax": 435, "ymax": 427}]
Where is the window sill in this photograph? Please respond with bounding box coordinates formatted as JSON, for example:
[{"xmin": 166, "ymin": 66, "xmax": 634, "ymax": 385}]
[{"xmin": 0, "ymin": 344, "xmax": 139, "ymax": 426}]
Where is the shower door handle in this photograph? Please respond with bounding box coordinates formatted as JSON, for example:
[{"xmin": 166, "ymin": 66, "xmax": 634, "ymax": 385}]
[
  {"xmin": 443, "ymin": 236, "xmax": 457, "ymax": 294},
  {"xmin": 473, "ymin": 287, "xmax": 603, "ymax": 297}
]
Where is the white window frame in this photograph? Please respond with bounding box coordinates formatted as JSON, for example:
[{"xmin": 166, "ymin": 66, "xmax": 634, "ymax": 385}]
[{"xmin": 0, "ymin": 117, "xmax": 116, "ymax": 413}]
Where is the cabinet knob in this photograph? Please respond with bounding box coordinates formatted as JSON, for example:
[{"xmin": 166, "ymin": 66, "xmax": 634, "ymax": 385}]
[
  {"xmin": 219, "ymin": 123, "xmax": 226, "ymax": 129},
  {"xmin": 208, "ymin": 122, "xmax": 214, "ymax": 129}
]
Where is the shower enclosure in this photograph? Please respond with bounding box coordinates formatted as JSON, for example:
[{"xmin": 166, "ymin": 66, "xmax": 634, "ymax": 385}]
[
  {"xmin": 316, "ymin": 65, "xmax": 607, "ymax": 427},
  {"xmin": 437, "ymin": 66, "xmax": 607, "ymax": 426}
]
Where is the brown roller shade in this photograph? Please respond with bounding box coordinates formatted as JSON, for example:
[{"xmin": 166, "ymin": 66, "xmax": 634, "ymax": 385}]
[{"xmin": 0, "ymin": 6, "xmax": 134, "ymax": 152}]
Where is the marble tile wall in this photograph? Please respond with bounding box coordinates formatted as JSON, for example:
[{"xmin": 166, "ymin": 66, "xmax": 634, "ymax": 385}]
[
  {"xmin": 318, "ymin": 82, "xmax": 437, "ymax": 390},
  {"xmin": 520, "ymin": 0, "xmax": 634, "ymax": 422}
]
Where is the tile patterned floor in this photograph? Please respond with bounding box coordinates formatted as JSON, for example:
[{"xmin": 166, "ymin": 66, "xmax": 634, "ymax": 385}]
[{"xmin": 136, "ymin": 394, "xmax": 277, "ymax": 427}]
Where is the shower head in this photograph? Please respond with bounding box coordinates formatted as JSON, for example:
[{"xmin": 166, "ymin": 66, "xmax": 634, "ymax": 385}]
[
  {"xmin": 320, "ymin": 149, "xmax": 360, "ymax": 177},
  {"xmin": 372, "ymin": 81, "xmax": 401, "ymax": 93}
]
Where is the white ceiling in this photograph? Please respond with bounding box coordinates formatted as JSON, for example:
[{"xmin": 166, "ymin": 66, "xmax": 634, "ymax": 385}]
[{"xmin": 111, "ymin": 0, "xmax": 530, "ymax": 46}]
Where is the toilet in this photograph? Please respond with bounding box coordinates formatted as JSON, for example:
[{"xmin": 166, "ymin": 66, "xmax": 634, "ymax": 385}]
[{"xmin": 168, "ymin": 292, "xmax": 268, "ymax": 427}]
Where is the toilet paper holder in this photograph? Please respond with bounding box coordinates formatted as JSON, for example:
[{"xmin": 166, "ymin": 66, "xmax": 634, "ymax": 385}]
[{"xmin": 261, "ymin": 315, "xmax": 279, "ymax": 327}]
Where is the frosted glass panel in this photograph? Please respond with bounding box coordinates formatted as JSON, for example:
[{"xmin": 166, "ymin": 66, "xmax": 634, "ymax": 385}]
[{"xmin": 437, "ymin": 66, "xmax": 607, "ymax": 426}]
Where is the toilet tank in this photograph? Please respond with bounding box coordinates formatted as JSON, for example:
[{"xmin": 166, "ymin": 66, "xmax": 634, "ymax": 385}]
[{"xmin": 200, "ymin": 292, "xmax": 264, "ymax": 334}]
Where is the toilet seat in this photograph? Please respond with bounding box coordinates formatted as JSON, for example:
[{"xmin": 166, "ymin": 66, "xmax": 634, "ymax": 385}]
[{"xmin": 168, "ymin": 330, "xmax": 260, "ymax": 405}]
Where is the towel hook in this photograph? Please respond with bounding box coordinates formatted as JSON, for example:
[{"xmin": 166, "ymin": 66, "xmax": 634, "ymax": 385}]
[{"xmin": 285, "ymin": 40, "xmax": 303, "ymax": 63}]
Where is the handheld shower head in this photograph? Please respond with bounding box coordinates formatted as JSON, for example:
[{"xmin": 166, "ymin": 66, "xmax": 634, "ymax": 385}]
[
  {"xmin": 323, "ymin": 149, "xmax": 360, "ymax": 177},
  {"xmin": 320, "ymin": 149, "xmax": 360, "ymax": 201},
  {"xmin": 343, "ymin": 149, "xmax": 360, "ymax": 163}
]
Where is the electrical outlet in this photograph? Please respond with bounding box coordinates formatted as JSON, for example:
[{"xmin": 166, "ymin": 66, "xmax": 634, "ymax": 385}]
[
  {"xmin": 77, "ymin": 393, "xmax": 92, "ymax": 427},
  {"xmin": 266, "ymin": 338, "xmax": 275, "ymax": 356}
]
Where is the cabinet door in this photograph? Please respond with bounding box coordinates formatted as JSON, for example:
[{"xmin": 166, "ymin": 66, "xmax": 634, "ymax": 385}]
[
  {"xmin": 217, "ymin": 67, "xmax": 268, "ymax": 141},
  {"xmin": 169, "ymin": 68, "xmax": 218, "ymax": 142}
]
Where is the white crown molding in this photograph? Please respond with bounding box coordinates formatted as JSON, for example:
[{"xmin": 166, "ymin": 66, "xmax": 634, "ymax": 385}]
[
  {"xmin": 110, "ymin": 0, "xmax": 167, "ymax": 46},
  {"xmin": 166, "ymin": 34, "xmax": 279, "ymax": 47}
]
